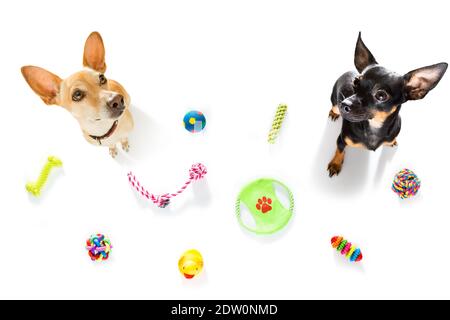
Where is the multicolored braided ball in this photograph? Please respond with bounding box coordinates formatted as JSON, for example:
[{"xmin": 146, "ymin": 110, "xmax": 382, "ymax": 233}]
[
  {"xmin": 392, "ymin": 169, "xmax": 421, "ymax": 199},
  {"xmin": 331, "ymin": 236, "xmax": 363, "ymax": 262},
  {"xmin": 85, "ymin": 234, "xmax": 112, "ymax": 261}
]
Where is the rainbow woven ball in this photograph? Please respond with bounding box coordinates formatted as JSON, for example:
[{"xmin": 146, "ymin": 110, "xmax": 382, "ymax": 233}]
[
  {"xmin": 183, "ymin": 111, "xmax": 206, "ymax": 133},
  {"xmin": 85, "ymin": 234, "xmax": 112, "ymax": 261},
  {"xmin": 392, "ymin": 169, "xmax": 421, "ymax": 199}
]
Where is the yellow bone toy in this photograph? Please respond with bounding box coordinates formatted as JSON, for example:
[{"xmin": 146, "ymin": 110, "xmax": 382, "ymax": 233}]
[{"xmin": 26, "ymin": 156, "xmax": 63, "ymax": 197}]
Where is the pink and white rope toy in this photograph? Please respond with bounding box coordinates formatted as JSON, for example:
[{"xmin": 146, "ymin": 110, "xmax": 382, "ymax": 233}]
[{"xmin": 127, "ymin": 163, "xmax": 207, "ymax": 208}]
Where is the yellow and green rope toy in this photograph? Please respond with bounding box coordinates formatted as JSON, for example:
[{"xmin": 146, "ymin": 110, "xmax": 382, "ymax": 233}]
[
  {"xmin": 268, "ymin": 104, "xmax": 288, "ymax": 144},
  {"xmin": 26, "ymin": 156, "xmax": 63, "ymax": 197}
]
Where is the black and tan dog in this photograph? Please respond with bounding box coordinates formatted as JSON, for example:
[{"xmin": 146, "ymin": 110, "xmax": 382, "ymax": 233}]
[{"xmin": 328, "ymin": 33, "xmax": 447, "ymax": 177}]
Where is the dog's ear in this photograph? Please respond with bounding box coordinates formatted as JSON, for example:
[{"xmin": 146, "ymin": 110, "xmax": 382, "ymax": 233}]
[
  {"xmin": 21, "ymin": 66, "xmax": 62, "ymax": 105},
  {"xmin": 404, "ymin": 63, "xmax": 448, "ymax": 100},
  {"xmin": 354, "ymin": 32, "xmax": 377, "ymax": 73},
  {"xmin": 83, "ymin": 32, "xmax": 107, "ymax": 73}
]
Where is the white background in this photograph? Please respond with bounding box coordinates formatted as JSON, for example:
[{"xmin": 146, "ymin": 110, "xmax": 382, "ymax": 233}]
[{"xmin": 0, "ymin": 0, "xmax": 449, "ymax": 299}]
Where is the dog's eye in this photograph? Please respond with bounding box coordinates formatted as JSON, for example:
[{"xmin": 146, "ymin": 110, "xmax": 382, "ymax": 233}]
[
  {"xmin": 72, "ymin": 90, "xmax": 85, "ymax": 102},
  {"xmin": 374, "ymin": 89, "xmax": 390, "ymax": 102},
  {"xmin": 353, "ymin": 77, "xmax": 360, "ymax": 88},
  {"xmin": 99, "ymin": 74, "xmax": 107, "ymax": 86}
]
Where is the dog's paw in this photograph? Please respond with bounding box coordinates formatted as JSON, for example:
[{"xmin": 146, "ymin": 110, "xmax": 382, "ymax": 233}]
[
  {"xmin": 109, "ymin": 147, "xmax": 118, "ymax": 158},
  {"xmin": 121, "ymin": 140, "xmax": 130, "ymax": 152},
  {"xmin": 384, "ymin": 139, "xmax": 398, "ymax": 147},
  {"xmin": 328, "ymin": 109, "xmax": 340, "ymax": 121},
  {"xmin": 327, "ymin": 161, "xmax": 342, "ymax": 178}
]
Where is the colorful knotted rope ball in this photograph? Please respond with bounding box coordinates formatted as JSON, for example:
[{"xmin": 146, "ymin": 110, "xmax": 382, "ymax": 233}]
[
  {"xmin": 392, "ymin": 169, "xmax": 421, "ymax": 199},
  {"xmin": 85, "ymin": 234, "xmax": 112, "ymax": 261},
  {"xmin": 331, "ymin": 236, "xmax": 363, "ymax": 262}
]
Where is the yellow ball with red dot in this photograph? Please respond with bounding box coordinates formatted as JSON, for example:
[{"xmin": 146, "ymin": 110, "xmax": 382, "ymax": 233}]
[{"xmin": 178, "ymin": 249, "xmax": 204, "ymax": 279}]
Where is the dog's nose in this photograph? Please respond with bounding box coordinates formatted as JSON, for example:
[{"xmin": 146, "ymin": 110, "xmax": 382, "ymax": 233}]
[
  {"xmin": 341, "ymin": 101, "xmax": 351, "ymax": 113},
  {"xmin": 107, "ymin": 94, "xmax": 125, "ymax": 110}
]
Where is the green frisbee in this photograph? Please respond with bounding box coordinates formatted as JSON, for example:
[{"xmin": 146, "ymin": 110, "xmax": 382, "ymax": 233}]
[{"xmin": 236, "ymin": 178, "xmax": 294, "ymax": 235}]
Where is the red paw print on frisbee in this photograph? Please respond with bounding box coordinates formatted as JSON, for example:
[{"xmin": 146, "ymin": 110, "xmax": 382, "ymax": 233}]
[{"xmin": 256, "ymin": 196, "xmax": 272, "ymax": 214}]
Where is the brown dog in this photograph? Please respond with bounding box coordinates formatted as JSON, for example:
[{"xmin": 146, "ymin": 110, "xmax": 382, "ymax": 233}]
[{"xmin": 21, "ymin": 32, "xmax": 134, "ymax": 158}]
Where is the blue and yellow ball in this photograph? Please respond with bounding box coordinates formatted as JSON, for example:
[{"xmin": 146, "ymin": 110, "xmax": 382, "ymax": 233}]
[{"xmin": 183, "ymin": 111, "xmax": 206, "ymax": 133}]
